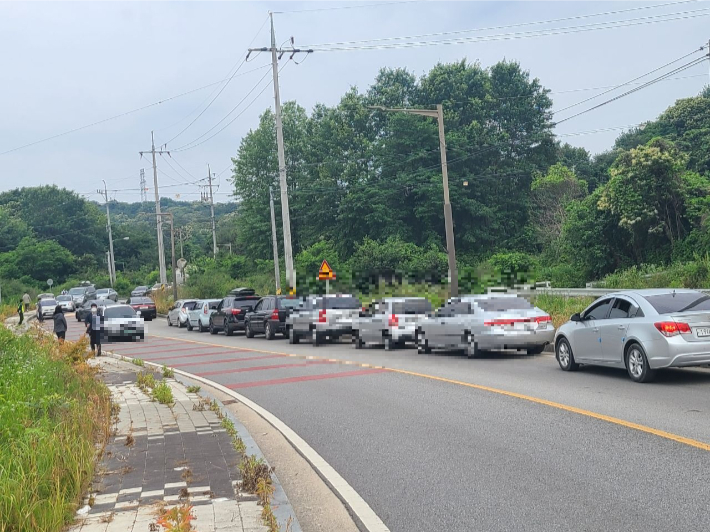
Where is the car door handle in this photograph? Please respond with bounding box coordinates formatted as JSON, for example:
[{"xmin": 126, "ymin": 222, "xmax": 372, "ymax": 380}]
[
  {"xmin": 593, "ymin": 327, "xmax": 599, "ymax": 332},
  {"xmin": 618, "ymin": 325, "xmax": 627, "ymax": 330}
]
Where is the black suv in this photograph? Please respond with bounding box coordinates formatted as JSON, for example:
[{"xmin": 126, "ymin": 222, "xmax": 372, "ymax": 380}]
[
  {"xmin": 209, "ymin": 295, "xmax": 261, "ymax": 336},
  {"xmin": 244, "ymin": 295, "xmax": 303, "ymax": 340}
]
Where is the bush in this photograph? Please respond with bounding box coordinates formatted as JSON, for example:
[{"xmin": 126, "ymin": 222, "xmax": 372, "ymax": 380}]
[
  {"xmin": 538, "ymin": 264, "xmax": 586, "ymax": 288},
  {"xmin": 0, "ymin": 328, "xmax": 110, "ymax": 532},
  {"xmin": 488, "ymin": 252, "xmax": 539, "ymax": 285}
]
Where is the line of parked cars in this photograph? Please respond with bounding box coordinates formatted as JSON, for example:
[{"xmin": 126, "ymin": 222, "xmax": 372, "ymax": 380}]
[{"xmin": 166, "ymin": 287, "xmax": 710, "ymax": 383}]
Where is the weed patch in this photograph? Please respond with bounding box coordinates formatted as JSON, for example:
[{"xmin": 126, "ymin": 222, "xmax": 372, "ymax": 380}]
[
  {"xmin": 162, "ymin": 365, "xmax": 175, "ymax": 379},
  {"xmin": 137, "ymin": 371, "xmax": 157, "ymax": 392},
  {"xmin": 0, "ymin": 326, "xmax": 111, "ymax": 532},
  {"xmin": 152, "ymin": 382, "xmax": 174, "ymax": 405},
  {"xmin": 132, "ymin": 358, "xmax": 145, "ymax": 367},
  {"xmin": 186, "ymin": 385, "xmax": 201, "ymax": 393}
]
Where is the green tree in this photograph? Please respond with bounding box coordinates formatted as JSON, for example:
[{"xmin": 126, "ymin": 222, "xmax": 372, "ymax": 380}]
[{"xmin": 0, "ymin": 237, "xmax": 76, "ymax": 283}]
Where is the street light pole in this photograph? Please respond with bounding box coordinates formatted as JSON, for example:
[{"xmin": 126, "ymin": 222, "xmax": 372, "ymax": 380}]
[
  {"xmin": 368, "ymin": 104, "xmax": 458, "ymax": 296},
  {"xmin": 100, "ymin": 180, "xmax": 116, "ymax": 287}
]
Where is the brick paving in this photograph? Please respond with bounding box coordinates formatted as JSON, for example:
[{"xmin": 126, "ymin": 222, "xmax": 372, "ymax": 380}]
[{"xmin": 69, "ymin": 357, "xmax": 268, "ymax": 532}]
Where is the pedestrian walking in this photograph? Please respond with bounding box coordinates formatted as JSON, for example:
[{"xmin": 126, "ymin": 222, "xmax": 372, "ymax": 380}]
[
  {"xmin": 84, "ymin": 303, "xmax": 103, "ymax": 356},
  {"xmin": 22, "ymin": 292, "xmax": 30, "ymax": 312},
  {"xmin": 17, "ymin": 300, "xmax": 24, "ymax": 325},
  {"xmin": 53, "ymin": 305, "xmax": 67, "ymax": 342}
]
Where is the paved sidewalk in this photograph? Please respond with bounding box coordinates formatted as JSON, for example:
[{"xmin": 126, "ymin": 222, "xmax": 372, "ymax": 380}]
[{"xmin": 70, "ymin": 357, "xmax": 268, "ymax": 532}]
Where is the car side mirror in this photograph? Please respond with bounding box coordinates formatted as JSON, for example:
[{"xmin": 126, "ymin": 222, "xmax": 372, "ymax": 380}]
[{"xmin": 570, "ymin": 313, "xmax": 581, "ymax": 322}]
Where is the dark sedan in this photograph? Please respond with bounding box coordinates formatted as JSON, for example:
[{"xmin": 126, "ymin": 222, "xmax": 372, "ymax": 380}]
[
  {"xmin": 126, "ymin": 297, "xmax": 157, "ymax": 321},
  {"xmin": 245, "ymin": 295, "xmax": 303, "ymax": 340},
  {"xmin": 209, "ymin": 295, "xmax": 260, "ymax": 336},
  {"xmin": 131, "ymin": 285, "xmax": 150, "ymax": 297}
]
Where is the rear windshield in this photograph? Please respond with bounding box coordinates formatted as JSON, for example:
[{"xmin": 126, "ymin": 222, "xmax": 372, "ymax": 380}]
[
  {"xmin": 235, "ymin": 301, "xmax": 258, "ymax": 310},
  {"xmin": 97, "ymin": 289, "xmax": 110, "ymax": 294},
  {"xmin": 391, "ymin": 300, "xmax": 432, "ymax": 314},
  {"xmin": 644, "ymin": 292, "xmax": 710, "ymax": 314},
  {"xmin": 208, "ymin": 301, "xmax": 220, "ymax": 309},
  {"xmin": 131, "ymin": 298, "xmax": 153, "ymax": 305},
  {"xmin": 104, "ymin": 307, "xmax": 136, "ymax": 319},
  {"xmin": 475, "ymin": 297, "xmax": 533, "ymax": 312},
  {"xmin": 182, "ymin": 302, "xmax": 198, "ymax": 310},
  {"xmin": 43, "ymin": 300, "xmax": 58, "ymax": 306},
  {"xmin": 324, "ymin": 297, "xmax": 361, "ymax": 310},
  {"xmin": 134, "ymin": 286, "xmax": 147, "ymax": 291},
  {"xmin": 278, "ymin": 298, "xmax": 302, "ymax": 309},
  {"xmin": 69, "ymin": 288, "xmax": 84, "ymax": 295},
  {"xmin": 57, "ymin": 295, "xmax": 72, "ymax": 301}
]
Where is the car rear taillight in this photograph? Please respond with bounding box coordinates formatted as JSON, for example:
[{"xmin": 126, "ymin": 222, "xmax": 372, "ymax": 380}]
[
  {"xmin": 388, "ymin": 314, "xmax": 399, "ymax": 327},
  {"xmin": 204, "ymin": 307, "xmax": 208, "ymax": 314},
  {"xmin": 231, "ymin": 308, "xmax": 242, "ymax": 316},
  {"xmin": 534, "ymin": 315, "xmax": 552, "ymax": 323},
  {"xmin": 654, "ymin": 321, "xmax": 691, "ymax": 337},
  {"xmin": 318, "ymin": 309, "xmax": 326, "ymax": 323},
  {"xmin": 271, "ymin": 309, "xmax": 280, "ymax": 321}
]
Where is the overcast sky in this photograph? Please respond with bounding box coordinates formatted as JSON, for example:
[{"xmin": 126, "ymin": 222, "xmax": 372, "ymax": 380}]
[{"xmin": 1, "ymin": 1, "xmax": 708, "ymax": 204}]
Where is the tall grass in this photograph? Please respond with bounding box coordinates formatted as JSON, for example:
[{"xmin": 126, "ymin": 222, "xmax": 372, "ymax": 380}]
[
  {"xmin": 0, "ymin": 327, "xmax": 111, "ymax": 532},
  {"xmin": 530, "ymin": 294, "xmax": 596, "ymax": 328}
]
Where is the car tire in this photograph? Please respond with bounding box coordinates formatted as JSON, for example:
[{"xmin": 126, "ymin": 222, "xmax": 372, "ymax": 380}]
[
  {"xmin": 138, "ymin": 333, "xmax": 144, "ymax": 341},
  {"xmin": 209, "ymin": 320, "xmax": 217, "ymax": 335},
  {"xmin": 245, "ymin": 322, "xmax": 254, "ymax": 338},
  {"xmin": 465, "ymin": 334, "xmax": 481, "ymax": 359},
  {"xmin": 265, "ymin": 322, "xmax": 275, "ymax": 341},
  {"xmin": 167, "ymin": 316, "xmax": 172, "ymax": 327},
  {"xmin": 186, "ymin": 321, "xmax": 193, "ymax": 331},
  {"xmin": 312, "ymin": 329, "xmax": 322, "ymax": 346},
  {"xmin": 626, "ymin": 343, "xmax": 656, "ymax": 383},
  {"xmin": 416, "ymin": 332, "xmax": 431, "ymax": 354},
  {"xmin": 225, "ymin": 325, "xmax": 234, "ymax": 336},
  {"xmin": 384, "ymin": 335, "xmax": 395, "ymax": 351},
  {"xmin": 527, "ymin": 345, "xmax": 545, "ymax": 355},
  {"xmin": 354, "ymin": 333, "xmax": 364, "ymax": 349},
  {"xmin": 556, "ymin": 337, "xmax": 579, "ymax": 372},
  {"xmin": 179, "ymin": 319, "xmax": 186, "ymax": 329},
  {"xmin": 198, "ymin": 321, "xmax": 205, "ymax": 333},
  {"xmin": 288, "ymin": 327, "xmax": 300, "ymax": 345}
]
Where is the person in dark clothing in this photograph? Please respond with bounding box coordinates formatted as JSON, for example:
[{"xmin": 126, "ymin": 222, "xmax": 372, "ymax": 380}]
[
  {"xmin": 84, "ymin": 303, "xmax": 102, "ymax": 356},
  {"xmin": 53, "ymin": 305, "xmax": 67, "ymax": 342},
  {"xmin": 17, "ymin": 301, "xmax": 24, "ymax": 325}
]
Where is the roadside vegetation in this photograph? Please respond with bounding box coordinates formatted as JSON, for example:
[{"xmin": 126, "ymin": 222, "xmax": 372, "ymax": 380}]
[{"xmin": 0, "ymin": 326, "xmax": 111, "ymax": 532}]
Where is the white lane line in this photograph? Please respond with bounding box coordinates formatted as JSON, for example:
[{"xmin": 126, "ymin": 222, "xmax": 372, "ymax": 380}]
[{"xmin": 107, "ymin": 351, "xmax": 390, "ymax": 532}]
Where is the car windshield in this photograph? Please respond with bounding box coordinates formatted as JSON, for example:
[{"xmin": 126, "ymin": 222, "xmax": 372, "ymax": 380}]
[
  {"xmin": 278, "ymin": 298, "xmax": 302, "ymax": 309},
  {"xmin": 643, "ymin": 292, "xmax": 710, "ymax": 314},
  {"xmin": 57, "ymin": 295, "xmax": 72, "ymax": 301},
  {"xmin": 101, "ymin": 300, "xmax": 118, "ymax": 306},
  {"xmin": 475, "ymin": 297, "xmax": 533, "ymax": 312},
  {"xmin": 97, "ymin": 289, "xmax": 109, "ymax": 294},
  {"xmin": 84, "ymin": 300, "xmax": 100, "ymax": 308},
  {"xmin": 43, "ymin": 300, "xmax": 57, "ymax": 306},
  {"xmin": 391, "ymin": 300, "xmax": 433, "ymax": 314},
  {"xmin": 103, "ymin": 307, "xmax": 136, "ymax": 319},
  {"xmin": 69, "ymin": 288, "xmax": 84, "ymax": 295},
  {"xmin": 183, "ymin": 302, "xmax": 198, "ymax": 310},
  {"xmin": 324, "ymin": 297, "xmax": 361, "ymax": 310},
  {"xmin": 132, "ymin": 298, "xmax": 153, "ymax": 305}
]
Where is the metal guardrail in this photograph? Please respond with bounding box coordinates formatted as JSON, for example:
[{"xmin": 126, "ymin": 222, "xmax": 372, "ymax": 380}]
[{"xmin": 488, "ymin": 286, "xmax": 710, "ymax": 298}]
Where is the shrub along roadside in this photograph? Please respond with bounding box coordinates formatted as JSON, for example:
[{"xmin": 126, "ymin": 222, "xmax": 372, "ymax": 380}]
[{"xmin": 0, "ymin": 326, "xmax": 111, "ymax": 532}]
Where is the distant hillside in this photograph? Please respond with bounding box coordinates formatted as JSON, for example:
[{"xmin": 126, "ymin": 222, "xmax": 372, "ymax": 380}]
[{"xmin": 101, "ymin": 198, "xmax": 237, "ymax": 227}]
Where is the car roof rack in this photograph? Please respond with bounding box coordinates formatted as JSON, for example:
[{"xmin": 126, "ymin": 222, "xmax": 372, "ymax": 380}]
[{"xmin": 229, "ymin": 287, "xmax": 256, "ymax": 296}]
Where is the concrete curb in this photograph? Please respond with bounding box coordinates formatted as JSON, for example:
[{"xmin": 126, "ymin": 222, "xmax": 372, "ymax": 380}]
[
  {"xmin": 106, "ymin": 351, "xmax": 303, "ymax": 532},
  {"xmin": 106, "ymin": 350, "xmax": 390, "ymax": 532}
]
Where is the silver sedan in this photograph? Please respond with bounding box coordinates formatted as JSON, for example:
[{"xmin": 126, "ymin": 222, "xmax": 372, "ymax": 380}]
[
  {"xmin": 354, "ymin": 297, "xmax": 433, "ymax": 350},
  {"xmin": 555, "ymin": 289, "xmax": 710, "ymax": 383},
  {"xmin": 416, "ymin": 294, "xmax": 554, "ymax": 358}
]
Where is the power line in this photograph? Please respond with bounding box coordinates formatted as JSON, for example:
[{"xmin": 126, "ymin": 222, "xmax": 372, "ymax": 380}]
[
  {"xmin": 303, "ymin": 0, "xmax": 697, "ymax": 47},
  {"xmin": 305, "ymin": 7, "xmax": 710, "ymax": 51},
  {"xmin": 555, "ymin": 55, "xmax": 709, "ymax": 125},
  {"xmin": 554, "ymin": 46, "xmax": 707, "ymax": 115},
  {"xmin": 275, "ymin": 0, "xmax": 421, "ymax": 14},
  {"xmin": 161, "ymin": 16, "xmax": 271, "ymax": 146}
]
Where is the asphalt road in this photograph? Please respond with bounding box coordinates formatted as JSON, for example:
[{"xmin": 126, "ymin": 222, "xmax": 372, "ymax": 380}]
[{"xmin": 60, "ymin": 317, "xmax": 710, "ymax": 531}]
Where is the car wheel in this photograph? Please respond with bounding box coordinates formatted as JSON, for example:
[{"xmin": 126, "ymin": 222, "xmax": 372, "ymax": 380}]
[
  {"xmin": 384, "ymin": 335, "xmax": 395, "ymax": 351},
  {"xmin": 465, "ymin": 334, "xmax": 481, "ymax": 359},
  {"xmin": 167, "ymin": 316, "xmax": 172, "ymax": 327},
  {"xmin": 288, "ymin": 327, "xmax": 300, "ymax": 345},
  {"xmin": 626, "ymin": 343, "xmax": 656, "ymax": 383},
  {"xmin": 556, "ymin": 338, "xmax": 579, "ymax": 372},
  {"xmin": 138, "ymin": 333, "xmax": 144, "ymax": 341},
  {"xmin": 265, "ymin": 322, "xmax": 275, "ymax": 341},
  {"xmin": 245, "ymin": 322, "xmax": 254, "ymax": 338},
  {"xmin": 225, "ymin": 324, "xmax": 234, "ymax": 336},
  {"xmin": 179, "ymin": 319, "xmax": 186, "ymax": 329},
  {"xmin": 312, "ymin": 329, "xmax": 322, "ymax": 346},
  {"xmin": 186, "ymin": 320, "xmax": 193, "ymax": 331},
  {"xmin": 354, "ymin": 333, "xmax": 364, "ymax": 349},
  {"xmin": 209, "ymin": 320, "xmax": 217, "ymax": 335},
  {"xmin": 527, "ymin": 345, "xmax": 545, "ymax": 355},
  {"xmin": 198, "ymin": 321, "xmax": 205, "ymax": 333},
  {"xmin": 416, "ymin": 331, "xmax": 431, "ymax": 354}
]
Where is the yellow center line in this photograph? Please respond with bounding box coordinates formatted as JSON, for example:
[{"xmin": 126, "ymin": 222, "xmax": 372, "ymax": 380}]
[{"xmin": 143, "ymin": 333, "xmax": 710, "ymax": 452}]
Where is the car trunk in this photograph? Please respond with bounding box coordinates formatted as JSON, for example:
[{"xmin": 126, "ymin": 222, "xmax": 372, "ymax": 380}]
[
  {"xmin": 668, "ymin": 312, "xmax": 710, "ymax": 342},
  {"xmin": 482, "ymin": 309, "xmax": 551, "ymax": 332}
]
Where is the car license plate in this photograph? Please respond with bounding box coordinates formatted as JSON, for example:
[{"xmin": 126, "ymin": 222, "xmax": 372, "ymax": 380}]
[{"xmin": 696, "ymin": 327, "xmax": 710, "ymax": 337}]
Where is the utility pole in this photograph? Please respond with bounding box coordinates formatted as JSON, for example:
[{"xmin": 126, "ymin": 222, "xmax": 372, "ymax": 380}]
[
  {"xmin": 247, "ymin": 13, "xmax": 312, "ymax": 293},
  {"xmin": 367, "ymin": 104, "xmax": 458, "ymax": 296},
  {"xmin": 155, "ymin": 213, "xmax": 178, "ymax": 302},
  {"xmin": 98, "ymin": 180, "xmax": 116, "ymax": 287},
  {"xmin": 139, "ymin": 131, "xmax": 169, "ymax": 285},
  {"xmin": 140, "ymin": 168, "xmax": 147, "ymax": 203},
  {"xmin": 269, "ymin": 187, "xmax": 281, "ymax": 294},
  {"xmin": 207, "ymin": 164, "xmax": 217, "ymax": 259}
]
